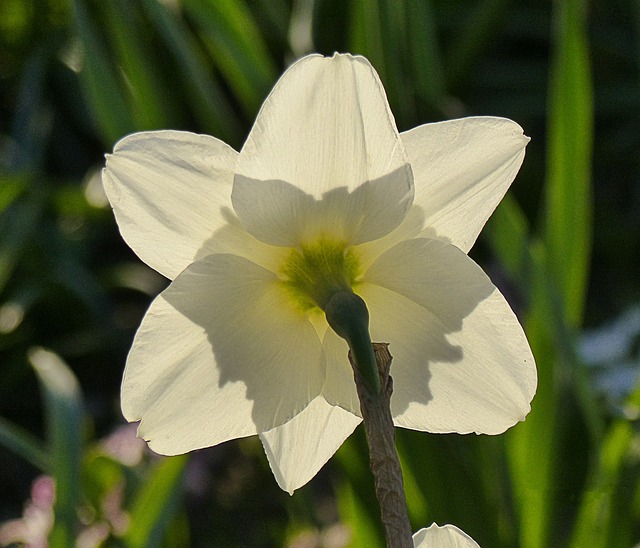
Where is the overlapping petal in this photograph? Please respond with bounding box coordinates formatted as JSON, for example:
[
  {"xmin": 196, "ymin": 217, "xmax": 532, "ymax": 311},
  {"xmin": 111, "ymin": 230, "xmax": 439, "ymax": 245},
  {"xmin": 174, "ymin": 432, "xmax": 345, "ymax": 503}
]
[
  {"xmin": 362, "ymin": 238, "xmax": 536, "ymax": 434},
  {"xmin": 402, "ymin": 117, "xmax": 529, "ymax": 252},
  {"xmin": 232, "ymin": 53, "xmax": 414, "ymax": 247},
  {"xmin": 103, "ymin": 131, "xmax": 238, "ymax": 280},
  {"xmin": 104, "ymin": 52, "xmax": 536, "ymax": 496},
  {"xmin": 413, "ymin": 523, "xmax": 480, "ymax": 547},
  {"xmin": 259, "ymin": 397, "xmax": 361, "ymax": 494},
  {"xmin": 321, "ymin": 326, "xmax": 361, "ymax": 415},
  {"xmin": 123, "ymin": 253, "xmax": 325, "ymax": 455}
]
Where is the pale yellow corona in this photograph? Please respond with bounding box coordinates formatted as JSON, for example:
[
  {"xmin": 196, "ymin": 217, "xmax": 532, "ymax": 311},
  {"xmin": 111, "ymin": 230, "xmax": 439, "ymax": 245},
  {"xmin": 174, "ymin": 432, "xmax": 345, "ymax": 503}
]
[{"xmin": 280, "ymin": 238, "xmax": 361, "ymax": 312}]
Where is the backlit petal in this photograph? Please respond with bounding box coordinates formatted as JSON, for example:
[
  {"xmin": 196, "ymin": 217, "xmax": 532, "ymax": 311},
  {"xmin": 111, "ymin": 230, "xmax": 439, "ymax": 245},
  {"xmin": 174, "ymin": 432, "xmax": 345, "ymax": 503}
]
[
  {"xmin": 260, "ymin": 397, "xmax": 361, "ymax": 494},
  {"xmin": 401, "ymin": 117, "xmax": 529, "ymax": 252},
  {"xmin": 103, "ymin": 130, "xmax": 237, "ymax": 280},
  {"xmin": 362, "ymin": 238, "xmax": 536, "ymax": 434},
  {"xmin": 321, "ymin": 326, "xmax": 361, "ymax": 416},
  {"xmin": 413, "ymin": 524, "xmax": 480, "ymax": 547},
  {"xmin": 123, "ymin": 253, "xmax": 324, "ymax": 454},
  {"xmin": 233, "ymin": 53, "xmax": 413, "ymax": 246}
]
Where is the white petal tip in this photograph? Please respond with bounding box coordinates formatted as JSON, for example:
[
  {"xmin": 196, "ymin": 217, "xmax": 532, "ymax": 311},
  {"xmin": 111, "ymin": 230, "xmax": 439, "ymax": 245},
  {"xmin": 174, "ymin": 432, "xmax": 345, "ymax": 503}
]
[{"xmin": 412, "ymin": 523, "xmax": 480, "ymax": 547}]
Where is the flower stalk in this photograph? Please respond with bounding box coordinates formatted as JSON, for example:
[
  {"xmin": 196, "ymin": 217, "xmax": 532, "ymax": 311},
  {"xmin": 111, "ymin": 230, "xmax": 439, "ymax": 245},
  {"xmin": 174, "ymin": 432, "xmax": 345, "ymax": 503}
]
[
  {"xmin": 325, "ymin": 291, "xmax": 381, "ymax": 395},
  {"xmin": 325, "ymin": 291, "xmax": 411, "ymax": 546},
  {"xmin": 350, "ymin": 343, "xmax": 413, "ymax": 547},
  {"xmin": 325, "ymin": 290, "xmax": 413, "ymax": 548}
]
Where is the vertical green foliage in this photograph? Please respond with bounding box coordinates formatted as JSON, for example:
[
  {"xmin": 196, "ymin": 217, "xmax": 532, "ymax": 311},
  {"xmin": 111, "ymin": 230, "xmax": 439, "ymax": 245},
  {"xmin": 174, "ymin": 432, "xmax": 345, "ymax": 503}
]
[
  {"xmin": 348, "ymin": 0, "xmax": 385, "ymax": 76},
  {"xmin": 71, "ymin": 0, "xmax": 135, "ymax": 144},
  {"xmin": 139, "ymin": 0, "xmax": 243, "ymax": 145},
  {"xmin": 348, "ymin": 0, "xmax": 413, "ymax": 123},
  {"xmin": 506, "ymin": 243, "xmax": 561, "ymax": 548},
  {"xmin": 545, "ymin": 0, "xmax": 593, "ymax": 327},
  {"xmin": 0, "ymin": 415, "xmax": 49, "ymax": 472},
  {"xmin": 570, "ymin": 385, "xmax": 640, "ymax": 547},
  {"xmin": 405, "ymin": 0, "xmax": 446, "ymax": 114},
  {"xmin": 494, "ymin": 2, "xmax": 594, "ymax": 546},
  {"xmin": 30, "ymin": 348, "xmax": 83, "ymax": 548},
  {"xmin": 123, "ymin": 455, "xmax": 189, "ymax": 548},
  {"xmin": 101, "ymin": 0, "xmax": 175, "ymax": 131},
  {"xmin": 183, "ymin": 0, "xmax": 278, "ymax": 119}
]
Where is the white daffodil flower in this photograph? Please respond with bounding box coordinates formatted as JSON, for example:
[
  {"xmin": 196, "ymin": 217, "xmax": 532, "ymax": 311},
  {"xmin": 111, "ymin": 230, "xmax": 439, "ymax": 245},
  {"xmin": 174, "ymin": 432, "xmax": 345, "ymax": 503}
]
[
  {"xmin": 103, "ymin": 53, "xmax": 536, "ymax": 494},
  {"xmin": 413, "ymin": 523, "xmax": 480, "ymax": 547}
]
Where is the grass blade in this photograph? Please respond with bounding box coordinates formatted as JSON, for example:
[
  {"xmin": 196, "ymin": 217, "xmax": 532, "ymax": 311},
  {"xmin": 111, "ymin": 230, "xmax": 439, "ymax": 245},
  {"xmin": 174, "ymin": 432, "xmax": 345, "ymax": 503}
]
[
  {"xmin": 101, "ymin": 0, "xmax": 175, "ymax": 130},
  {"xmin": 405, "ymin": 0, "xmax": 446, "ymax": 115},
  {"xmin": 545, "ymin": 0, "xmax": 593, "ymax": 327},
  {"xmin": 183, "ymin": 0, "xmax": 278, "ymax": 119},
  {"xmin": 140, "ymin": 0, "xmax": 244, "ymax": 145},
  {"xmin": 71, "ymin": 0, "xmax": 135, "ymax": 145},
  {"xmin": 123, "ymin": 454, "xmax": 189, "ymax": 548},
  {"xmin": 570, "ymin": 384, "xmax": 640, "ymax": 547},
  {"xmin": 0, "ymin": 415, "xmax": 50, "ymax": 471},
  {"xmin": 30, "ymin": 348, "xmax": 83, "ymax": 548}
]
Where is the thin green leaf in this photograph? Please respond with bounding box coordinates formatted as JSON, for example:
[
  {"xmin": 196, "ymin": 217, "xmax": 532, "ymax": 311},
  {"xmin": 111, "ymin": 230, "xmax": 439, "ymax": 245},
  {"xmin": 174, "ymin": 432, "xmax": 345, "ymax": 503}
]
[
  {"xmin": 183, "ymin": 0, "xmax": 278, "ymax": 119},
  {"xmin": 140, "ymin": 0, "xmax": 243, "ymax": 145},
  {"xmin": 377, "ymin": 1, "xmax": 413, "ymax": 125},
  {"xmin": 405, "ymin": 0, "xmax": 446, "ymax": 115},
  {"xmin": 487, "ymin": 198, "xmax": 603, "ymax": 546},
  {"xmin": 101, "ymin": 0, "xmax": 174, "ymax": 130},
  {"xmin": 71, "ymin": 0, "xmax": 135, "ymax": 145},
  {"xmin": 504, "ymin": 241, "xmax": 561, "ymax": 548},
  {"xmin": 0, "ymin": 415, "xmax": 50, "ymax": 471},
  {"xmin": 347, "ymin": 0, "xmax": 385, "ymax": 78},
  {"xmin": 545, "ymin": 0, "xmax": 593, "ymax": 327},
  {"xmin": 30, "ymin": 347, "xmax": 83, "ymax": 548},
  {"xmin": 123, "ymin": 454, "xmax": 188, "ymax": 548},
  {"xmin": 396, "ymin": 430, "xmax": 505, "ymax": 546},
  {"xmin": 570, "ymin": 385, "xmax": 640, "ymax": 548}
]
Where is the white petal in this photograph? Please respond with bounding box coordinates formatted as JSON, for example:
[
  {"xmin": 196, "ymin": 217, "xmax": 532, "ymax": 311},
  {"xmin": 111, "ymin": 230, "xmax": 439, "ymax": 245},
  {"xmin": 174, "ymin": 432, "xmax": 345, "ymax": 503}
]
[
  {"xmin": 122, "ymin": 253, "xmax": 325, "ymax": 454},
  {"xmin": 260, "ymin": 397, "xmax": 361, "ymax": 494},
  {"xmin": 354, "ymin": 205, "xmax": 427, "ymax": 274},
  {"xmin": 362, "ymin": 238, "xmax": 536, "ymax": 434},
  {"xmin": 321, "ymin": 326, "xmax": 361, "ymax": 416},
  {"xmin": 195, "ymin": 207, "xmax": 290, "ymax": 274},
  {"xmin": 413, "ymin": 524, "xmax": 480, "ymax": 547},
  {"xmin": 233, "ymin": 53, "xmax": 413, "ymax": 246},
  {"xmin": 402, "ymin": 117, "xmax": 529, "ymax": 253},
  {"xmin": 103, "ymin": 130, "xmax": 237, "ymax": 280}
]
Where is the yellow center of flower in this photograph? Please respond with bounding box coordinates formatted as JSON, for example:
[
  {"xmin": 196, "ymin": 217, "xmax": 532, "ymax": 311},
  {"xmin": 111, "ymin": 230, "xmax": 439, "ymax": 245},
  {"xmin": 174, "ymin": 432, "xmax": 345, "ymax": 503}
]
[{"xmin": 280, "ymin": 238, "xmax": 361, "ymax": 312}]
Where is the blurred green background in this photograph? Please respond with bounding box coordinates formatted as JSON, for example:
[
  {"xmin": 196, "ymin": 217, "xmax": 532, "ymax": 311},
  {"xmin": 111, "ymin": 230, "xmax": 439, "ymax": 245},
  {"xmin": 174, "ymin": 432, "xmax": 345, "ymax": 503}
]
[{"xmin": 1, "ymin": 0, "xmax": 639, "ymax": 546}]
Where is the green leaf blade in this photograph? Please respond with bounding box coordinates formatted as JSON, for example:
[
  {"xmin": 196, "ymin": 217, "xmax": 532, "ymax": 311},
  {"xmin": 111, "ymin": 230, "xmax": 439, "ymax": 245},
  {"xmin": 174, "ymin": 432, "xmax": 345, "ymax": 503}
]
[
  {"xmin": 545, "ymin": 0, "xmax": 594, "ymax": 327},
  {"xmin": 30, "ymin": 348, "xmax": 84, "ymax": 548}
]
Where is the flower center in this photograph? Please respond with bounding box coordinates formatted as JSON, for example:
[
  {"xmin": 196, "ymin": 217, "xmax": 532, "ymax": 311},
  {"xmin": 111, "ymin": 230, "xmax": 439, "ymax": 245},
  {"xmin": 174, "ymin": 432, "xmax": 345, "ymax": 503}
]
[{"xmin": 280, "ymin": 237, "xmax": 361, "ymax": 312}]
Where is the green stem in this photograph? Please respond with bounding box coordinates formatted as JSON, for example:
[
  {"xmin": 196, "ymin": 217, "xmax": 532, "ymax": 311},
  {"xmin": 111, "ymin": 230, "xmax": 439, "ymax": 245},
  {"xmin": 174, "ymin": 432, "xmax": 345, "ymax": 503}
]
[
  {"xmin": 325, "ymin": 292, "xmax": 412, "ymax": 546},
  {"xmin": 325, "ymin": 291, "xmax": 381, "ymax": 394}
]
